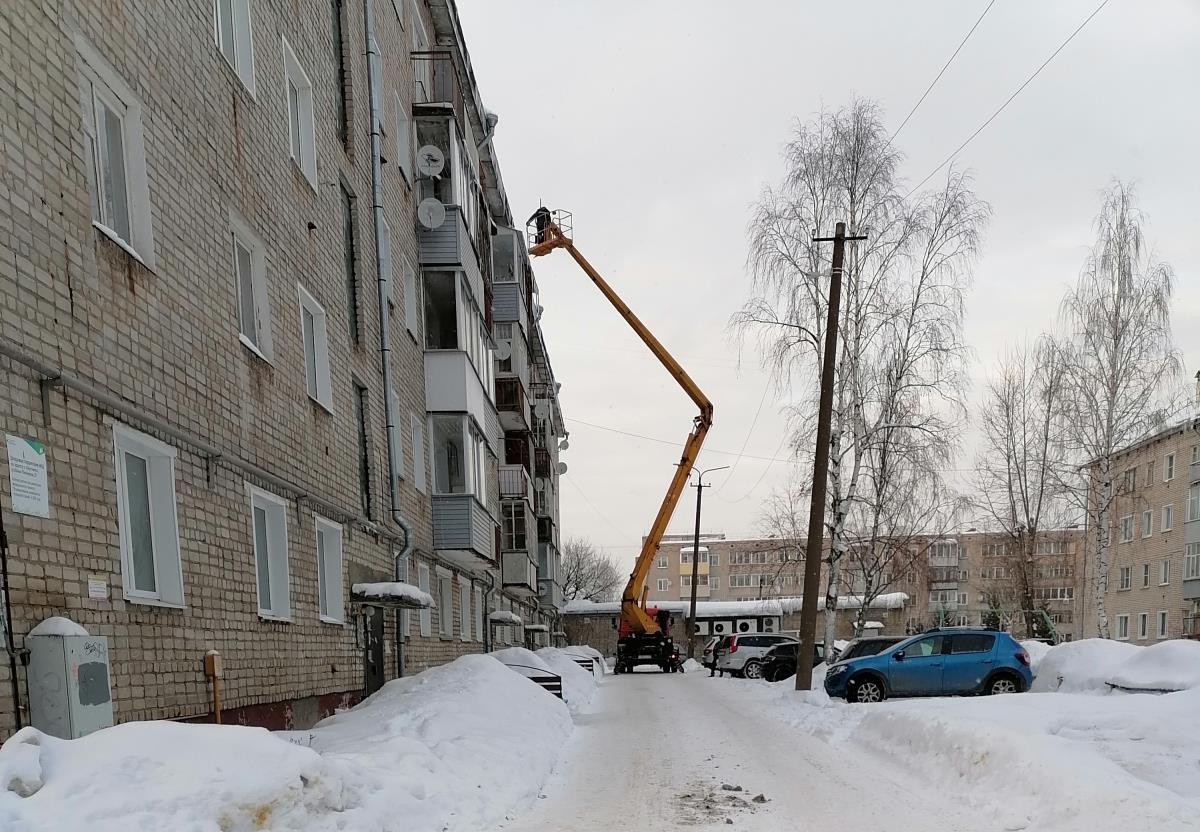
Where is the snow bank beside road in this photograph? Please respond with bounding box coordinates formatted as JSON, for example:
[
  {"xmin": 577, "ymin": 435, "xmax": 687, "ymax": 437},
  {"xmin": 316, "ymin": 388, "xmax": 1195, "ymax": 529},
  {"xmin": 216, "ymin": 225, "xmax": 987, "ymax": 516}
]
[
  {"xmin": 1030, "ymin": 638, "xmax": 1200, "ymax": 693},
  {"xmin": 1107, "ymin": 640, "xmax": 1200, "ymax": 691},
  {"xmin": 0, "ymin": 653, "xmax": 573, "ymax": 832},
  {"xmin": 536, "ymin": 648, "xmax": 599, "ymax": 713}
]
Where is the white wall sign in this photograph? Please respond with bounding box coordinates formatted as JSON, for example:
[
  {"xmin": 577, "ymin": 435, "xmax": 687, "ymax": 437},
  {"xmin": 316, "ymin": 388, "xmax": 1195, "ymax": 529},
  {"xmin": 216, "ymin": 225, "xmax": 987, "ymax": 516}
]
[
  {"xmin": 88, "ymin": 577, "xmax": 108, "ymax": 600},
  {"xmin": 6, "ymin": 435, "xmax": 50, "ymax": 518}
]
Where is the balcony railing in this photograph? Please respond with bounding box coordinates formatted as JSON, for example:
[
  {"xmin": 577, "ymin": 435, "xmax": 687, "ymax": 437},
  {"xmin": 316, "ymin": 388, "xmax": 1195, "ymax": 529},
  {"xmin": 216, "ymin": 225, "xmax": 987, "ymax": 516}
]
[
  {"xmin": 499, "ymin": 464, "xmax": 532, "ymax": 501},
  {"xmin": 496, "ymin": 377, "xmax": 524, "ymax": 412},
  {"xmin": 411, "ymin": 50, "xmax": 463, "ymax": 124},
  {"xmin": 535, "ymin": 448, "xmax": 552, "ymax": 480}
]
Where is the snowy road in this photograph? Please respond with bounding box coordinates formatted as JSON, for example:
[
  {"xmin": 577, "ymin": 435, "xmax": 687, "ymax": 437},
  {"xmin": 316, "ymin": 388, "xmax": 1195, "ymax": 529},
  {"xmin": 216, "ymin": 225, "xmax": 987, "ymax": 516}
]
[{"xmin": 500, "ymin": 669, "xmax": 1001, "ymax": 832}]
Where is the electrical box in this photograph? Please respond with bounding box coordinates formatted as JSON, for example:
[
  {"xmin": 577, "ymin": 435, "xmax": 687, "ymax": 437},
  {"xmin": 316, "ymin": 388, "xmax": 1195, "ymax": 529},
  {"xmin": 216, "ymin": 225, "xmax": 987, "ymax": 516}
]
[{"xmin": 27, "ymin": 634, "xmax": 114, "ymax": 739}]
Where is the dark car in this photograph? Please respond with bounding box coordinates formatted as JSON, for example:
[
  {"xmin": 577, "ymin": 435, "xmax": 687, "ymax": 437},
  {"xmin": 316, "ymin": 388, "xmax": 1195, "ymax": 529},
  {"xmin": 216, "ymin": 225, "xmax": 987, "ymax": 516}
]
[
  {"xmin": 762, "ymin": 636, "xmax": 905, "ymax": 683},
  {"xmin": 834, "ymin": 636, "xmax": 906, "ymax": 664},
  {"xmin": 760, "ymin": 640, "xmax": 826, "ymax": 682}
]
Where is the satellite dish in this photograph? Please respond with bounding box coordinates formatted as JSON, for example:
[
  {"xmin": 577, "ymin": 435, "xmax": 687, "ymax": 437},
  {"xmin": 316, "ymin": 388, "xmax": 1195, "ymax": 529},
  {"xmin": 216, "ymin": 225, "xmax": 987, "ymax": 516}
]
[
  {"xmin": 417, "ymin": 198, "xmax": 446, "ymax": 230},
  {"xmin": 494, "ymin": 340, "xmax": 512, "ymax": 361},
  {"xmin": 533, "ymin": 401, "xmax": 550, "ymax": 420},
  {"xmin": 558, "ymin": 439, "xmax": 569, "ymax": 451},
  {"xmin": 415, "ymin": 144, "xmax": 445, "ymax": 177},
  {"xmin": 535, "ymin": 477, "xmax": 550, "ymax": 491},
  {"xmin": 556, "ymin": 462, "xmax": 568, "ymax": 475}
]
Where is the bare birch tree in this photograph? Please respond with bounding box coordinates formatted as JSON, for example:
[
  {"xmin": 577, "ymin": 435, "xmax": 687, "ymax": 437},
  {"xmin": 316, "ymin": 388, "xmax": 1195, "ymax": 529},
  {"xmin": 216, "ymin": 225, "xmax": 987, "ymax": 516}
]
[
  {"xmin": 975, "ymin": 339, "xmax": 1075, "ymax": 637},
  {"xmin": 735, "ymin": 98, "xmax": 987, "ymax": 657},
  {"xmin": 560, "ymin": 538, "xmax": 623, "ymax": 603},
  {"xmin": 1056, "ymin": 182, "xmax": 1179, "ymax": 638}
]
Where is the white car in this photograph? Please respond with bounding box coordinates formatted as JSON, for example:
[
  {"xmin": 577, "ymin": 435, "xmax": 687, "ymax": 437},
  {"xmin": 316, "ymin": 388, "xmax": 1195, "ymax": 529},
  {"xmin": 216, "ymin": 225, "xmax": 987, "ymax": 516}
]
[{"xmin": 715, "ymin": 634, "xmax": 799, "ymax": 678}]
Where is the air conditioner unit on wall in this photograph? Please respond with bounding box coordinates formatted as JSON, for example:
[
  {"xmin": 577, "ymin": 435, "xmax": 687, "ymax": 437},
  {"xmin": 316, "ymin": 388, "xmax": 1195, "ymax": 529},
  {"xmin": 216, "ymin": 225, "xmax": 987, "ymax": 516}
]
[
  {"xmin": 736, "ymin": 619, "xmax": 758, "ymax": 634},
  {"xmin": 694, "ymin": 621, "xmax": 710, "ymax": 635},
  {"xmin": 711, "ymin": 620, "xmax": 731, "ymax": 635},
  {"xmin": 761, "ymin": 618, "xmax": 779, "ymax": 633}
]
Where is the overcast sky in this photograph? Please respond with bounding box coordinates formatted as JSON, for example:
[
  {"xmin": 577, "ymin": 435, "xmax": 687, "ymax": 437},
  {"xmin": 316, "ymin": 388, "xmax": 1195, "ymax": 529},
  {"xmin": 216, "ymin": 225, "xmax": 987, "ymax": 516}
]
[{"xmin": 457, "ymin": 0, "xmax": 1200, "ymax": 575}]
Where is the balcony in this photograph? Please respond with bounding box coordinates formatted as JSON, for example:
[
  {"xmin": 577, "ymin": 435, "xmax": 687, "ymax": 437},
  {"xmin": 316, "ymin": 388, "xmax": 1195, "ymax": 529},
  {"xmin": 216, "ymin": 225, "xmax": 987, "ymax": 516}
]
[
  {"xmin": 1184, "ymin": 615, "xmax": 1199, "ymax": 638},
  {"xmin": 496, "ymin": 377, "xmax": 529, "ymax": 432},
  {"xmin": 1184, "ymin": 578, "xmax": 1200, "ymax": 602},
  {"xmin": 411, "ymin": 50, "xmax": 464, "ymax": 124},
  {"xmin": 432, "ymin": 494, "xmax": 496, "ymax": 569},
  {"xmin": 539, "ymin": 577, "xmax": 564, "ymax": 611},
  {"xmin": 1191, "ymin": 460, "xmax": 1200, "ymax": 485},
  {"xmin": 927, "ymin": 599, "xmax": 961, "ymax": 612},
  {"xmin": 502, "ymin": 550, "xmax": 538, "ymax": 596},
  {"xmin": 424, "ymin": 351, "xmax": 493, "ymax": 436},
  {"xmin": 930, "ymin": 580, "xmax": 960, "ymax": 592},
  {"xmin": 499, "ymin": 463, "xmax": 533, "ymax": 501},
  {"xmin": 417, "ymin": 206, "xmax": 483, "ymax": 301},
  {"xmin": 535, "ymin": 448, "xmax": 552, "ymax": 480}
]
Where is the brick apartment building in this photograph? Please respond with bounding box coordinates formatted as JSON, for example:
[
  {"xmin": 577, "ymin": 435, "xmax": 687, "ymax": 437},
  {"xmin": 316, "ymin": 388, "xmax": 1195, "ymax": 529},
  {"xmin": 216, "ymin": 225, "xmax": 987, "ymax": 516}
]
[
  {"xmin": 0, "ymin": 0, "xmax": 565, "ymax": 739},
  {"xmin": 1081, "ymin": 419, "xmax": 1200, "ymax": 642}
]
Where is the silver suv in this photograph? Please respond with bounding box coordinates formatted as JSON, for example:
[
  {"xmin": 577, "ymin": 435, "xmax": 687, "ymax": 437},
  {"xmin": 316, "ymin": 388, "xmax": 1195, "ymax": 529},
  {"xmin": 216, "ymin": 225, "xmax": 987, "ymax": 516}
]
[{"xmin": 715, "ymin": 634, "xmax": 799, "ymax": 678}]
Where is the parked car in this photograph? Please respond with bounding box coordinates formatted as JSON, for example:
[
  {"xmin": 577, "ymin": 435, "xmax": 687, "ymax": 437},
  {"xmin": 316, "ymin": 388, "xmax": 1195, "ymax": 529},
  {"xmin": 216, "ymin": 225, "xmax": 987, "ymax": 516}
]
[
  {"xmin": 715, "ymin": 634, "xmax": 799, "ymax": 678},
  {"xmin": 760, "ymin": 641, "xmax": 825, "ymax": 682},
  {"xmin": 823, "ymin": 629, "xmax": 1032, "ymax": 703}
]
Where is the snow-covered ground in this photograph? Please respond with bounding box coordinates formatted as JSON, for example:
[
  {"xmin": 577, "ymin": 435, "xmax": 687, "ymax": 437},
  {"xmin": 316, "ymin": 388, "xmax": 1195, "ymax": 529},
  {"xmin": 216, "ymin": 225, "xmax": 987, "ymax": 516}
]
[{"xmin": 0, "ymin": 649, "xmax": 597, "ymax": 831}]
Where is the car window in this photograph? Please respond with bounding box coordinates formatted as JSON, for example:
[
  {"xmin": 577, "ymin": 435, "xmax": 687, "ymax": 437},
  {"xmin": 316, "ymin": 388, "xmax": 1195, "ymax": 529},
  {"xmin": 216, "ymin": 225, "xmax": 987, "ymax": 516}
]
[
  {"xmin": 949, "ymin": 634, "xmax": 995, "ymax": 654},
  {"xmin": 859, "ymin": 639, "xmax": 901, "ymax": 658},
  {"xmin": 902, "ymin": 636, "xmax": 943, "ymax": 657}
]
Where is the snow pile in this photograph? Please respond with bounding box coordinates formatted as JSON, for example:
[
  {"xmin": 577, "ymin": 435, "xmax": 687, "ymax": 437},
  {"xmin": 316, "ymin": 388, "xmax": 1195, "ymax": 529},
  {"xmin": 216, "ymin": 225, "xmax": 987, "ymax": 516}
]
[
  {"xmin": 0, "ymin": 654, "xmax": 573, "ymax": 832},
  {"xmin": 489, "ymin": 610, "xmax": 523, "ymax": 625},
  {"xmin": 1107, "ymin": 640, "xmax": 1200, "ymax": 692},
  {"xmin": 681, "ymin": 658, "xmax": 704, "ymax": 673},
  {"xmin": 350, "ymin": 581, "xmax": 433, "ymax": 607},
  {"xmin": 27, "ymin": 617, "xmax": 89, "ymax": 637},
  {"xmin": 536, "ymin": 648, "xmax": 599, "ymax": 713},
  {"xmin": 561, "ymin": 645, "xmax": 606, "ymax": 675},
  {"xmin": 1020, "ymin": 639, "xmax": 1053, "ymax": 674},
  {"xmin": 1030, "ymin": 639, "xmax": 1141, "ymax": 693}
]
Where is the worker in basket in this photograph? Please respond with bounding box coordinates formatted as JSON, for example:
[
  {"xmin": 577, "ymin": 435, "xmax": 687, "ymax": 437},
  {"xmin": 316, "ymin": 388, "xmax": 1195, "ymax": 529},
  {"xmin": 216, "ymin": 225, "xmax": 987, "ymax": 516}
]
[{"xmin": 529, "ymin": 206, "xmax": 552, "ymax": 244}]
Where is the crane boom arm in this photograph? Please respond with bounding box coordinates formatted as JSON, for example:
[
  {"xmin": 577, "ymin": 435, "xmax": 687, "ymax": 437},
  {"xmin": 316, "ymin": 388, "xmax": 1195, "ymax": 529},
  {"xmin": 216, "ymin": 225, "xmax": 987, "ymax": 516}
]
[{"xmin": 531, "ymin": 222, "xmax": 713, "ymax": 636}]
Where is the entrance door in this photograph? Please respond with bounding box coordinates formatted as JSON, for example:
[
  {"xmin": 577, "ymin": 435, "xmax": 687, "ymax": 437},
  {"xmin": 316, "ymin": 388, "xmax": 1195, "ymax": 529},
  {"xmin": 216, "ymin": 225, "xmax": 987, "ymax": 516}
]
[{"xmin": 363, "ymin": 605, "xmax": 386, "ymax": 695}]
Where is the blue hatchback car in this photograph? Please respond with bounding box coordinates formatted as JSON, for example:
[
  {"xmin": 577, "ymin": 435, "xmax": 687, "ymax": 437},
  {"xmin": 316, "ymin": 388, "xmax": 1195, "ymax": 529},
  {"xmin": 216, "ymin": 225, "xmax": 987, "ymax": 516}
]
[{"xmin": 823, "ymin": 629, "xmax": 1032, "ymax": 703}]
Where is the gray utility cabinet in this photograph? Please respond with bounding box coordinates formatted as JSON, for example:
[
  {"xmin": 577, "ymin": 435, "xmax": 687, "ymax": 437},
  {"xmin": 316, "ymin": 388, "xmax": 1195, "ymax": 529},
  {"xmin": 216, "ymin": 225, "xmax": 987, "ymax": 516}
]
[{"xmin": 27, "ymin": 634, "xmax": 114, "ymax": 739}]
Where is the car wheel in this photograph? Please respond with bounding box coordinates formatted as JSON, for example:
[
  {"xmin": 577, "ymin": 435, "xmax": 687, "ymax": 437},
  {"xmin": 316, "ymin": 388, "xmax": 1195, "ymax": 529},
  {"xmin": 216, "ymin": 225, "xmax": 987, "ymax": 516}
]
[
  {"xmin": 987, "ymin": 674, "xmax": 1019, "ymax": 695},
  {"xmin": 743, "ymin": 660, "xmax": 764, "ymax": 680},
  {"xmin": 848, "ymin": 676, "xmax": 886, "ymax": 703}
]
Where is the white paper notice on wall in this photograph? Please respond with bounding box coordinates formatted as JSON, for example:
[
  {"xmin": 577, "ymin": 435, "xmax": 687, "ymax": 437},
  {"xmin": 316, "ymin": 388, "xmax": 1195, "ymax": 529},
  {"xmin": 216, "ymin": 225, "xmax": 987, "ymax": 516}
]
[
  {"xmin": 88, "ymin": 577, "xmax": 108, "ymax": 600},
  {"xmin": 6, "ymin": 435, "xmax": 50, "ymax": 518}
]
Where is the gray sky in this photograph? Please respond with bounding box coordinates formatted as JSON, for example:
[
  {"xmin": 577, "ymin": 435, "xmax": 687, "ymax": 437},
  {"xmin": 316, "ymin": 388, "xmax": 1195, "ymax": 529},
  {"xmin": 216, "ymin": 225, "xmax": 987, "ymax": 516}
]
[{"xmin": 457, "ymin": 0, "xmax": 1200, "ymax": 575}]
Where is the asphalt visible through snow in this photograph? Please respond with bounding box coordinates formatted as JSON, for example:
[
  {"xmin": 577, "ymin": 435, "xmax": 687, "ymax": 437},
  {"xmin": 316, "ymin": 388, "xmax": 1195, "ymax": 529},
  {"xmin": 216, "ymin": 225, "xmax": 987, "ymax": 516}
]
[{"xmin": 499, "ymin": 667, "xmax": 1005, "ymax": 832}]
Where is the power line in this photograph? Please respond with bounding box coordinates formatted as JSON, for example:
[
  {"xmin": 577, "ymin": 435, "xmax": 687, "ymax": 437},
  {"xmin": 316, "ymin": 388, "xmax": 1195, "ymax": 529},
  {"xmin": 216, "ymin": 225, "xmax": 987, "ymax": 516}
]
[
  {"xmin": 904, "ymin": 0, "xmax": 1111, "ymax": 199},
  {"xmin": 715, "ymin": 380, "xmax": 773, "ymax": 493},
  {"xmin": 562, "ymin": 473, "xmax": 636, "ymax": 547},
  {"xmin": 890, "ymin": 0, "xmax": 997, "ymax": 142}
]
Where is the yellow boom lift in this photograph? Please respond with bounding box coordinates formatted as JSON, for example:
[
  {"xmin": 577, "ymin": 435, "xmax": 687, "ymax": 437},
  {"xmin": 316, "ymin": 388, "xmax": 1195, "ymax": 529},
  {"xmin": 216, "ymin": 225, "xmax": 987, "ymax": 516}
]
[{"xmin": 528, "ymin": 210, "xmax": 713, "ymax": 674}]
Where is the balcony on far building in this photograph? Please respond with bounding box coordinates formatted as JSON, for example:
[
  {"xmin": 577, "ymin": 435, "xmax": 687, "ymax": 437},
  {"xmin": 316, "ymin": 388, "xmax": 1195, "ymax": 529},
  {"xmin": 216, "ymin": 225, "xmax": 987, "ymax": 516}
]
[
  {"xmin": 502, "ymin": 550, "xmax": 538, "ymax": 596},
  {"xmin": 499, "ymin": 463, "xmax": 533, "ymax": 502},
  {"xmin": 496, "ymin": 377, "xmax": 529, "ymax": 432},
  {"xmin": 411, "ymin": 50, "xmax": 464, "ymax": 123}
]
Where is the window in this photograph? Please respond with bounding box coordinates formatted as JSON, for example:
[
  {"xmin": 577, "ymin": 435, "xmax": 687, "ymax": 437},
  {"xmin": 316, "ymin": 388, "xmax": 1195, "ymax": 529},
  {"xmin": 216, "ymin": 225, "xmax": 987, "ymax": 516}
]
[
  {"xmin": 298, "ymin": 285, "xmax": 333, "ymax": 410},
  {"xmin": 1163, "ymin": 504, "xmax": 1175, "ymax": 532},
  {"xmin": 341, "ymin": 185, "xmax": 360, "ymax": 343},
  {"xmin": 1165, "ymin": 453, "xmax": 1176, "ymax": 481},
  {"xmin": 655, "ymin": 556, "xmax": 667, "ymax": 568},
  {"xmin": 403, "ymin": 260, "xmax": 420, "ymax": 337},
  {"xmin": 417, "ymin": 563, "xmax": 431, "ymax": 636},
  {"xmin": 1158, "ymin": 610, "xmax": 1169, "ymax": 639},
  {"xmin": 431, "ymin": 414, "xmax": 489, "ymax": 501},
  {"xmin": 729, "ymin": 574, "xmax": 759, "ymax": 588},
  {"xmin": 950, "ymin": 634, "xmax": 994, "ymax": 654},
  {"xmin": 681, "ymin": 576, "xmax": 709, "ymax": 589},
  {"xmin": 1193, "ymin": 444, "xmax": 1199, "ymax": 465},
  {"xmin": 681, "ymin": 548, "xmax": 708, "ymax": 564},
  {"xmin": 929, "ymin": 541, "xmax": 960, "ymax": 560},
  {"xmin": 315, "ymin": 516, "xmax": 344, "ymax": 623},
  {"xmin": 1116, "ymin": 614, "xmax": 1130, "ymax": 640},
  {"xmin": 502, "ymin": 503, "xmax": 527, "ymax": 550},
  {"xmin": 354, "ymin": 383, "xmax": 373, "ymax": 519},
  {"xmin": 395, "ymin": 92, "xmax": 413, "ymax": 182},
  {"xmin": 982, "ymin": 542, "xmax": 1009, "ymax": 557},
  {"xmin": 423, "ymin": 272, "xmax": 493, "ymax": 391},
  {"xmin": 331, "ymin": 0, "xmax": 349, "ymax": 146},
  {"xmin": 1137, "ymin": 612, "xmax": 1148, "ymax": 640},
  {"xmin": 1142, "ymin": 510, "xmax": 1153, "ymax": 538},
  {"xmin": 710, "ymin": 553, "xmax": 719, "ymax": 566},
  {"xmin": 1146, "ymin": 460, "xmax": 1155, "ymax": 484},
  {"xmin": 1120, "ymin": 516, "xmax": 1133, "ymax": 542},
  {"xmin": 459, "ymin": 580, "xmax": 471, "ymax": 642},
  {"xmin": 1035, "ymin": 540, "xmax": 1068, "ymax": 556},
  {"xmin": 214, "ymin": 0, "xmax": 255, "ymax": 91},
  {"xmin": 229, "ymin": 214, "xmax": 273, "ymax": 360},
  {"xmin": 378, "ymin": 218, "xmax": 394, "ymax": 308},
  {"xmin": 657, "ymin": 578, "xmax": 669, "ymax": 592},
  {"xmin": 281, "ymin": 37, "xmax": 317, "ymax": 188},
  {"xmin": 113, "ymin": 425, "xmax": 183, "ymax": 607},
  {"xmin": 1123, "ymin": 468, "xmax": 1137, "ymax": 492},
  {"xmin": 77, "ymin": 37, "xmax": 153, "ymax": 263},
  {"xmin": 1142, "ymin": 563, "xmax": 1151, "ymax": 588},
  {"xmin": 1118, "ymin": 566, "xmax": 1131, "ymax": 590},
  {"xmin": 410, "ymin": 414, "xmax": 426, "ymax": 493},
  {"xmin": 957, "ymin": 592, "xmax": 968, "ymax": 606},
  {"xmin": 437, "ymin": 572, "xmax": 453, "ymax": 637},
  {"xmin": 709, "ymin": 575, "xmax": 719, "ymax": 590},
  {"xmin": 387, "ymin": 388, "xmax": 405, "ymax": 483},
  {"xmin": 474, "ymin": 586, "xmax": 484, "ymax": 642},
  {"xmin": 1188, "ymin": 485, "xmax": 1200, "ymax": 522},
  {"xmin": 904, "ymin": 636, "xmax": 944, "ymax": 658},
  {"xmin": 249, "ymin": 485, "xmax": 290, "ymax": 619},
  {"xmin": 1160, "ymin": 558, "xmax": 1171, "ymax": 586},
  {"xmin": 1185, "ymin": 543, "xmax": 1200, "ymax": 581}
]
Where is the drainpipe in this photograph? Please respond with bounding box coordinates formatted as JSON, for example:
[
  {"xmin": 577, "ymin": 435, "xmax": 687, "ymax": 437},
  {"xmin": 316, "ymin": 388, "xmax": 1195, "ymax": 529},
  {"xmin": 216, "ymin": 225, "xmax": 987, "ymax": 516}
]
[
  {"xmin": 0, "ymin": 510, "xmax": 22, "ymax": 729},
  {"xmin": 482, "ymin": 572, "xmax": 496, "ymax": 653},
  {"xmin": 364, "ymin": 0, "xmax": 413, "ymax": 678}
]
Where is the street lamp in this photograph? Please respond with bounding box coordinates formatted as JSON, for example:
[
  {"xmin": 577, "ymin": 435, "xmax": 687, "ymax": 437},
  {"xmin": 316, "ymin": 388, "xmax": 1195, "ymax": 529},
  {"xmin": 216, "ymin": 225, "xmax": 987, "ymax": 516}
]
[{"xmin": 686, "ymin": 465, "xmax": 729, "ymax": 660}]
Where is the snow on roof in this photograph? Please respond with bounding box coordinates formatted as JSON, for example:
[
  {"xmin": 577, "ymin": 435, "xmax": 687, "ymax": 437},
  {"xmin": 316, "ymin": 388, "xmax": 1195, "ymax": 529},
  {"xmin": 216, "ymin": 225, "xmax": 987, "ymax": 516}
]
[
  {"xmin": 864, "ymin": 621, "xmax": 885, "ymax": 629},
  {"xmin": 489, "ymin": 610, "xmax": 523, "ymax": 626},
  {"xmin": 562, "ymin": 592, "xmax": 909, "ymax": 617},
  {"xmin": 28, "ymin": 617, "xmax": 89, "ymax": 638},
  {"xmin": 351, "ymin": 581, "xmax": 434, "ymax": 608},
  {"xmin": 524, "ymin": 624, "xmax": 549, "ymax": 632}
]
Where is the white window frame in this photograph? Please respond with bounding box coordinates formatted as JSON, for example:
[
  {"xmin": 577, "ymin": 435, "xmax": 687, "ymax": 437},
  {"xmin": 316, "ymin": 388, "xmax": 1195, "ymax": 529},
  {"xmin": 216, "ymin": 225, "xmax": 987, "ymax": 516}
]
[
  {"xmin": 1116, "ymin": 614, "xmax": 1130, "ymax": 640},
  {"xmin": 1188, "ymin": 485, "xmax": 1200, "ymax": 523},
  {"xmin": 1142, "ymin": 510, "xmax": 1153, "ymax": 538},
  {"xmin": 1157, "ymin": 610, "xmax": 1169, "ymax": 639},
  {"xmin": 1163, "ymin": 504, "xmax": 1174, "ymax": 532},
  {"xmin": 76, "ymin": 35, "xmax": 155, "ymax": 267},
  {"xmin": 248, "ymin": 484, "xmax": 291, "ymax": 620},
  {"xmin": 314, "ymin": 515, "xmax": 344, "ymax": 624},
  {"xmin": 460, "ymin": 580, "xmax": 472, "ymax": 642},
  {"xmin": 709, "ymin": 575, "xmax": 719, "ymax": 590},
  {"xmin": 1160, "ymin": 558, "xmax": 1171, "ymax": 586},
  {"xmin": 1165, "ymin": 453, "xmax": 1175, "ymax": 481},
  {"xmin": 281, "ymin": 36, "xmax": 317, "ymax": 189},
  {"xmin": 1137, "ymin": 612, "xmax": 1148, "ymax": 640},
  {"xmin": 1118, "ymin": 566, "xmax": 1131, "ymax": 591},
  {"xmin": 113, "ymin": 424, "xmax": 184, "ymax": 608},
  {"xmin": 657, "ymin": 578, "xmax": 669, "ymax": 592},
  {"xmin": 418, "ymin": 562, "xmax": 431, "ymax": 636},
  {"xmin": 1119, "ymin": 515, "xmax": 1133, "ymax": 543},
  {"xmin": 1143, "ymin": 563, "xmax": 1151, "ymax": 588},
  {"xmin": 655, "ymin": 556, "xmax": 667, "ymax": 569},
  {"xmin": 213, "ymin": 0, "xmax": 255, "ymax": 93},
  {"xmin": 437, "ymin": 569, "xmax": 453, "ymax": 638},
  {"xmin": 1185, "ymin": 543, "xmax": 1200, "ymax": 581},
  {"xmin": 474, "ymin": 585, "xmax": 484, "ymax": 642},
  {"xmin": 298, "ymin": 284, "xmax": 333, "ymax": 411},
  {"xmin": 395, "ymin": 91, "xmax": 413, "ymax": 183},
  {"xmin": 229, "ymin": 211, "xmax": 273, "ymax": 361},
  {"xmin": 410, "ymin": 413, "xmax": 426, "ymax": 493}
]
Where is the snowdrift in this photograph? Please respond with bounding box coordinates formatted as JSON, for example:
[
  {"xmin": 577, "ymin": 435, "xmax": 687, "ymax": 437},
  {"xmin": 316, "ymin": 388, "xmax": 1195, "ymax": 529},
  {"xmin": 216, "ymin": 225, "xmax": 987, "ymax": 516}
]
[
  {"xmin": 1106, "ymin": 640, "xmax": 1200, "ymax": 692},
  {"xmin": 0, "ymin": 653, "xmax": 573, "ymax": 832},
  {"xmin": 536, "ymin": 648, "xmax": 599, "ymax": 713},
  {"xmin": 1031, "ymin": 638, "xmax": 1200, "ymax": 693}
]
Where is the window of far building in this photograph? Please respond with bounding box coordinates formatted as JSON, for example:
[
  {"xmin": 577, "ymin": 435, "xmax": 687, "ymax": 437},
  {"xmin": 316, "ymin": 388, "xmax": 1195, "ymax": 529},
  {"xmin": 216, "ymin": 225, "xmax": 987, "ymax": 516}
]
[
  {"xmin": 229, "ymin": 213, "xmax": 272, "ymax": 360},
  {"xmin": 353, "ymin": 383, "xmax": 373, "ymax": 520},
  {"xmin": 113, "ymin": 425, "xmax": 184, "ymax": 607},
  {"xmin": 710, "ymin": 553, "xmax": 719, "ymax": 566},
  {"xmin": 655, "ymin": 556, "xmax": 667, "ymax": 568},
  {"xmin": 459, "ymin": 580, "xmax": 471, "ymax": 642},
  {"xmin": 410, "ymin": 413, "xmax": 427, "ymax": 494},
  {"xmin": 1120, "ymin": 516, "xmax": 1133, "ymax": 542},
  {"xmin": 430, "ymin": 414, "xmax": 489, "ymax": 502},
  {"xmin": 423, "ymin": 272, "xmax": 494, "ymax": 391},
  {"xmin": 340, "ymin": 185, "xmax": 360, "ymax": 343},
  {"xmin": 1165, "ymin": 452, "xmax": 1176, "ymax": 481},
  {"xmin": 314, "ymin": 516, "xmax": 344, "ymax": 623},
  {"xmin": 1142, "ymin": 510, "xmax": 1152, "ymax": 538},
  {"xmin": 1137, "ymin": 612, "xmax": 1148, "ymax": 640},
  {"xmin": 1160, "ymin": 557, "xmax": 1171, "ymax": 586},
  {"xmin": 437, "ymin": 571, "xmax": 453, "ymax": 637},
  {"xmin": 281, "ymin": 36, "xmax": 317, "ymax": 188},
  {"xmin": 1116, "ymin": 614, "xmax": 1130, "ymax": 640},
  {"xmin": 474, "ymin": 585, "xmax": 484, "ymax": 642},
  {"xmin": 1163, "ymin": 504, "xmax": 1175, "ymax": 531},
  {"xmin": 1146, "ymin": 459, "xmax": 1155, "ymax": 484},
  {"xmin": 1188, "ymin": 485, "xmax": 1200, "ymax": 523},
  {"xmin": 249, "ymin": 485, "xmax": 290, "ymax": 620},
  {"xmin": 417, "ymin": 562, "xmax": 431, "ymax": 636},
  {"xmin": 1185, "ymin": 543, "xmax": 1200, "ymax": 581},
  {"xmin": 1123, "ymin": 468, "xmax": 1137, "ymax": 492},
  {"xmin": 77, "ymin": 37, "xmax": 154, "ymax": 264},
  {"xmin": 681, "ymin": 548, "xmax": 709, "ymax": 564},
  {"xmin": 1119, "ymin": 566, "xmax": 1131, "ymax": 590},
  {"xmin": 1142, "ymin": 563, "xmax": 1151, "ymax": 588},
  {"xmin": 298, "ymin": 285, "xmax": 333, "ymax": 410},
  {"xmin": 1158, "ymin": 610, "xmax": 1169, "ymax": 639},
  {"xmin": 330, "ymin": 0, "xmax": 350, "ymax": 147},
  {"xmin": 657, "ymin": 578, "xmax": 669, "ymax": 592},
  {"xmin": 214, "ymin": 0, "xmax": 255, "ymax": 91},
  {"xmin": 502, "ymin": 502, "xmax": 527, "ymax": 550}
]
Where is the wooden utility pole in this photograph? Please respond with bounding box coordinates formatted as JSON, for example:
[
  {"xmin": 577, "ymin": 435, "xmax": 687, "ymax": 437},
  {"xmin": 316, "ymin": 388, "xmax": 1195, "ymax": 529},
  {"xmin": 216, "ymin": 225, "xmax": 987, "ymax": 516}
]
[{"xmin": 795, "ymin": 222, "xmax": 867, "ymax": 691}]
